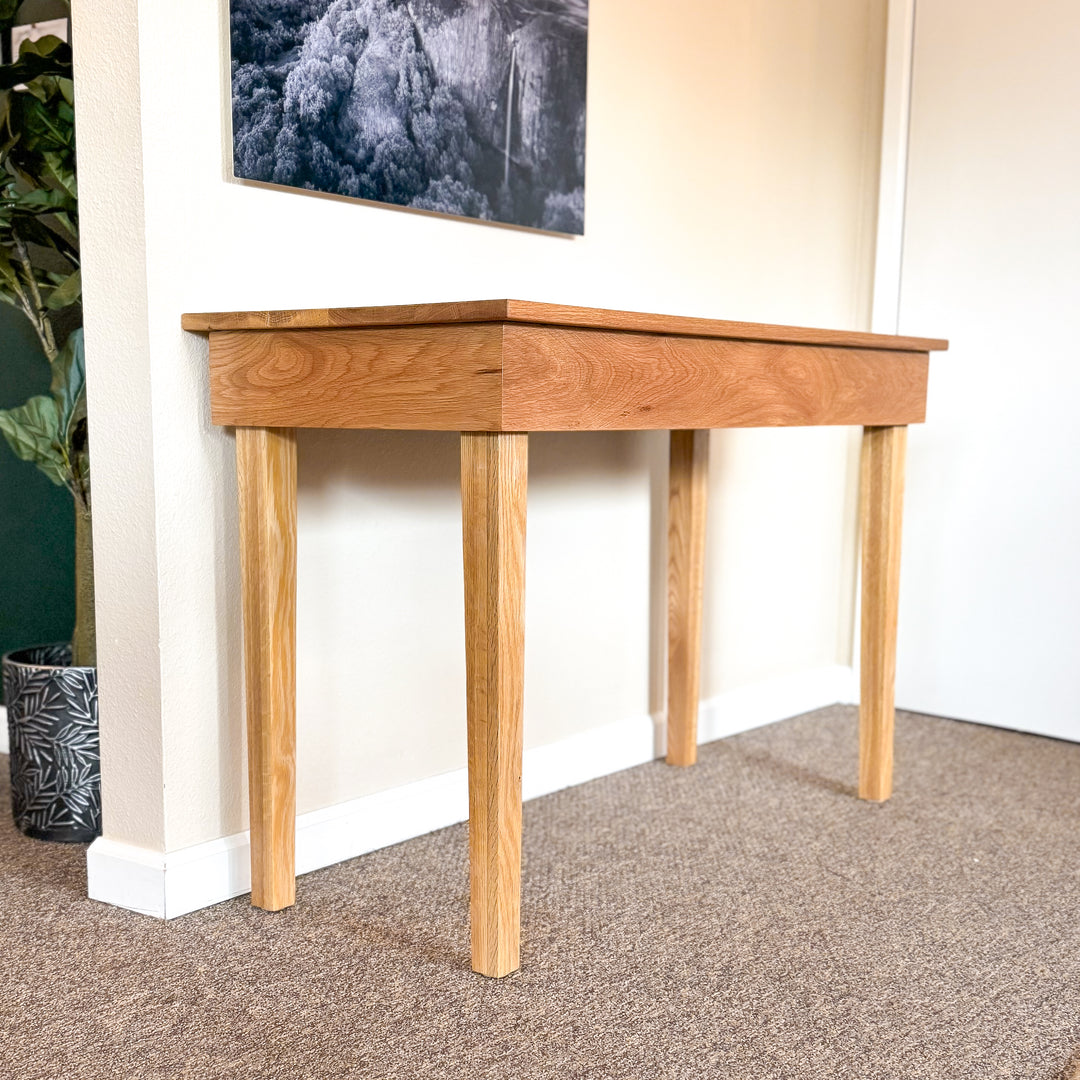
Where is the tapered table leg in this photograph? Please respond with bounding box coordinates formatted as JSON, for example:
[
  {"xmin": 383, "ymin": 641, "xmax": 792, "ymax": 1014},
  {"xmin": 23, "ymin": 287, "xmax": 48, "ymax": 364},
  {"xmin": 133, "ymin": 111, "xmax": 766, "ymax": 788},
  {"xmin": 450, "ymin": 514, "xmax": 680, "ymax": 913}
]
[
  {"xmin": 859, "ymin": 425, "xmax": 907, "ymax": 802},
  {"xmin": 461, "ymin": 432, "xmax": 527, "ymax": 978},
  {"xmin": 236, "ymin": 426, "xmax": 298, "ymax": 910},
  {"xmin": 667, "ymin": 430, "xmax": 710, "ymax": 766}
]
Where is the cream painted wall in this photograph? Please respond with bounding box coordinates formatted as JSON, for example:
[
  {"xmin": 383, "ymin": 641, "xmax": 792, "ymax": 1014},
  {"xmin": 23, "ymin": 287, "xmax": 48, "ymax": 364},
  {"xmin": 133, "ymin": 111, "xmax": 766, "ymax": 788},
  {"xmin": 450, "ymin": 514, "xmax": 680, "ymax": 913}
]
[
  {"xmin": 73, "ymin": 0, "xmax": 163, "ymax": 850},
  {"xmin": 74, "ymin": 0, "xmax": 886, "ymax": 852}
]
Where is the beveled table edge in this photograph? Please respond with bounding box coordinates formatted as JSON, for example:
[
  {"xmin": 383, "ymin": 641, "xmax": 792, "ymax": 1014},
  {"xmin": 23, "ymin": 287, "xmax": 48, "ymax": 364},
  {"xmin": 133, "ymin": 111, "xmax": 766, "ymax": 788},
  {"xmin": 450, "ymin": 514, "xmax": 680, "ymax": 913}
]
[{"xmin": 181, "ymin": 299, "xmax": 949, "ymax": 353}]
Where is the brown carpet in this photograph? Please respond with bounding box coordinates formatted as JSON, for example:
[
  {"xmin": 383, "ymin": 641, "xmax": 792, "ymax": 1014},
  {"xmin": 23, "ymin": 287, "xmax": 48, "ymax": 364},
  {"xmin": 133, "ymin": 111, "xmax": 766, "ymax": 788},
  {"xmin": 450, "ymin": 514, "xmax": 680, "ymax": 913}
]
[{"xmin": 1, "ymin": 706, "xmax": 1079, "ymax": 1080}]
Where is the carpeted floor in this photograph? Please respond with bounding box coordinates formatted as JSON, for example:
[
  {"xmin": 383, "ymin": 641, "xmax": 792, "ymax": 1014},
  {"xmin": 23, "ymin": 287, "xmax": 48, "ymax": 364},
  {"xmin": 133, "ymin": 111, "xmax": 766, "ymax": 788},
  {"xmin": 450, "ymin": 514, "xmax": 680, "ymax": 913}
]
[{"xmin": 1, "ymin": 706, "xmax": 1079, "ymax": 1080}]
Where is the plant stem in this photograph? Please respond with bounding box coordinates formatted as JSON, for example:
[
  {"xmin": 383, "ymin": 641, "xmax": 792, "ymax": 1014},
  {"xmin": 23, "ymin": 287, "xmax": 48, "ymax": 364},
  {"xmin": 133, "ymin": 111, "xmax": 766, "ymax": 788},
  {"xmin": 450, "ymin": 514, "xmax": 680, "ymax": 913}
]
[
  {"xmin": 6, "ymin": 257, "xmax": 39, "ymax": 330},
  {"xmin": 13, "ymin": 231, "xmax": 57, "ymax": 361},
  {"xmin": 72, "ymin": 502, "xmax": 96, "ymax": 668}
]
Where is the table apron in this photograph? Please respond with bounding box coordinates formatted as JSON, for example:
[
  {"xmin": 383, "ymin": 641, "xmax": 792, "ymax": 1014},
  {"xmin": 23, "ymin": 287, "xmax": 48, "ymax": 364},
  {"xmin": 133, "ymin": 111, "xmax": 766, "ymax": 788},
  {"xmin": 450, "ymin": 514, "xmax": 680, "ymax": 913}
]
[{"xmin": 208, "ymin": 324, "xmax": 928, "ymax": 430}]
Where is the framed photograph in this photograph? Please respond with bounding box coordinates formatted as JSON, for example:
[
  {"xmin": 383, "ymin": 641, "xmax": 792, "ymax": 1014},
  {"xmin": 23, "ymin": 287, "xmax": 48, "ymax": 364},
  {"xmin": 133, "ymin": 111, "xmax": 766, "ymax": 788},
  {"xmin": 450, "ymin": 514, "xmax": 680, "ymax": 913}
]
[{"xmin": 230, "ymin": 1, "xmax": 588, "ymax": 234}]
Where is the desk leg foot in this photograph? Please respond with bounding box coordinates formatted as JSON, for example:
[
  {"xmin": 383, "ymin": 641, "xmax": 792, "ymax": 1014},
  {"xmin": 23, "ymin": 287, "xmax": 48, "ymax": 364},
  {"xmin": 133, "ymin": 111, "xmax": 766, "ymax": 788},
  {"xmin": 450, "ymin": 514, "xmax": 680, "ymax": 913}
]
[
  {"xmin": 461, "ymin": 432, "xmax": 527, "ymax": 978},
  {"xmin": 236, "ymin": 426, "xmax": 298, "ymax": 910},
  {"xmin": 667, "ymin": 430, "xmax": 710, "ymax": 767},
  {"xmin": 858, "ymin": 425, "xmax": 906, "ymax": 802}
]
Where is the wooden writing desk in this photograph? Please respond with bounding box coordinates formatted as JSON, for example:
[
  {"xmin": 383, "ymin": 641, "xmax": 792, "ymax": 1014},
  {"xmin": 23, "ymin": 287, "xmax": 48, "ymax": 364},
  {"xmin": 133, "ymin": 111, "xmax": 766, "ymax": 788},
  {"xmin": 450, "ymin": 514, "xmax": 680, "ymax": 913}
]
[{"xmin": 182, "ymin": 300, "xmax": 947, "ymax": 978}]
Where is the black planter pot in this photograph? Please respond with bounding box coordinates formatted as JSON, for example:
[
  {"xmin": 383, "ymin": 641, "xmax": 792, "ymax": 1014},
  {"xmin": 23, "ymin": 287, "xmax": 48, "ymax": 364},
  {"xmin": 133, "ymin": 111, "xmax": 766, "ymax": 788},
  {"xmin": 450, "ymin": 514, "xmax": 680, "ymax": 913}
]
[{"xmin": 2, "ymin": 643, "xmax": 101, "ymax": 843}]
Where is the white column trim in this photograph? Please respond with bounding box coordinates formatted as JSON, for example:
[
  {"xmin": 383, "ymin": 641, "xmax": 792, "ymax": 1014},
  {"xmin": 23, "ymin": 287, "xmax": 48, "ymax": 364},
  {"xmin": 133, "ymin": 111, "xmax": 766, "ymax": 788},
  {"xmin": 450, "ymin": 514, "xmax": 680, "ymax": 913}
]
[{"xmin": 871, "ymin": 0, "xmax": 918, "ymax": 335}]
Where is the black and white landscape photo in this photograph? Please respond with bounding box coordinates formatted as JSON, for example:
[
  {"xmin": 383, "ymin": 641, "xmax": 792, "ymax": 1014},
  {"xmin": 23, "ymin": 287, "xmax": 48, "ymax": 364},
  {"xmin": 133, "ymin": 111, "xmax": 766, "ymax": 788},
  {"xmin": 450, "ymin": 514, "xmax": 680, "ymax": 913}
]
[{"xmin": 230, "ymin": 0, "xmax": 589, "ymax": 233}]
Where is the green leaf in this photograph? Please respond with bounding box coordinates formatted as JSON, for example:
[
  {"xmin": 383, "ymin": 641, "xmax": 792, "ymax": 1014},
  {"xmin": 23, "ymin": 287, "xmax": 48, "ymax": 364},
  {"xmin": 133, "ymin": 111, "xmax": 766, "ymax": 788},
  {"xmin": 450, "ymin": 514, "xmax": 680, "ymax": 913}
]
[
  {"xmin": 70, "ymin": 401, "xmax": 88, "ymax": 488},
  {"xmin": 17, "ymin": 34, "xmax": 67, "ymax": 60},
  {"xmin": 0, "ymin": 395, "xmax": 66, "ymax": 485},
  {"xmin": 0, "ymin": 9, "xmax": 82, "ymax": 492},
  {"xmin": 18, "ymin": 187, "xmax": 69, "ymax": 208},
  {"xmin": 46, "ymin": 267, "xmax": 80, "ymax": 309},
  {"xmin": 12, "ymin": 93, "xmax": 71, "ymax": 149},
  {"xmin": 50, "ymin": 326, "xmax": 84, "ymax": 438},
  {"xmin": 41, "ymin": 151, "xmax": 77, "ymax": 197},
  {"xmin": 49, "ymin": 210, "xmax": 76, "ymax": 237},
  {"xmin": 21, "ymin": 77, "xmax": 49, "ymax": 104},
  {"xmin": 0, "ymin": 49, "xmax": 71, "ymax": 93},
  {"xmin": 8, "ymin": 211, "xmax": 77, "ymax": 258},
  {"xmin": 0, "ymin": 245, "xmax": 20, "ymax": 291}
]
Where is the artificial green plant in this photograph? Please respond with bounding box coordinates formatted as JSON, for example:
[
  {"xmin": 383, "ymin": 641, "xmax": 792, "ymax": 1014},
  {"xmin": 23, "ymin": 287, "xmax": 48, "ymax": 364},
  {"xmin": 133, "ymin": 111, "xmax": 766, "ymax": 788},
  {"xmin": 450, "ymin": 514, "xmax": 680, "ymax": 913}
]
[{"xmin": 0, "ymin": 5, "xmax": 92, "ymax": 666}]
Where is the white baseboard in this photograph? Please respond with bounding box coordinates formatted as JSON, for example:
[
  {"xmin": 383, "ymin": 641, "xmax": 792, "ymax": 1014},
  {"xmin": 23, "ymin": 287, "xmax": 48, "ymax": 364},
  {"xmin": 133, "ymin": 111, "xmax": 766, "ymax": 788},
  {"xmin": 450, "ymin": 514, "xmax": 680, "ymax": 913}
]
[
  {"xmin": 0, "ymin": 705, "xmax": 7, "ymax": 755},
  {"xmin": 87, "ymin": 664, "xmax": 856, "ymax": 920},
  {"xmin": 699, "ymin": 664, "xmax": 857, "ymax": 742}
]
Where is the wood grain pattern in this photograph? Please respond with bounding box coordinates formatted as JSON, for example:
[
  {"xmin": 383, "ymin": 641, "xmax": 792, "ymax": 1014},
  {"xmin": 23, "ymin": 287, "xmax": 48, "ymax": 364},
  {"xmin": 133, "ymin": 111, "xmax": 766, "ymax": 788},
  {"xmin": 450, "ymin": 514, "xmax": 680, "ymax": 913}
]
[
  {"xmin": 502, "ymin": 326, "xmax": 930, "ymax": 431},
  {"xmin": 461, "ymin": 432, "xmax": 527, "ymax": 978},
  {"xmin": 207, "ymin": 324, "xmax": 931, "ymax": 432},
  {"xmin": 859, "ymin": 425, "xmax": 907, "ymax": 802},
  {"xmin": 197, "ymin": 301, "xmax": 947, "ymax": 976},
  {"xmin": 667, "ymin": 430, "xmax": 710, "ymax": 767},
  {"xmin": 184, "ymin": 300, "xmax": 510, "ymax": 334},
  {"xmin": 235, "ymin": 427, "xmax": 298, "ymax": 910},
  {"xmin": 209, "ymin": 325, "xmax": 503, "ymax": 429},
  {"xmin": 502, "ymin": 301, "xmax": 947, "ymax": 352},
  {"xmin": 184, "ymin": 299, "xmax": 947, "ymax": 353}
]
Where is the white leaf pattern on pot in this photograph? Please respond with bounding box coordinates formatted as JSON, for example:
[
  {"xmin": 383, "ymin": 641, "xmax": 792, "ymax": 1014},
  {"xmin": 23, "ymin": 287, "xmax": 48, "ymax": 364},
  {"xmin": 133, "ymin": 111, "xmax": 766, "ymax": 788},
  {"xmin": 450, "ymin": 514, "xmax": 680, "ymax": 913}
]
[{"xmin": 3, "ymin": 643, "xmax": 100, "ymax": 841}]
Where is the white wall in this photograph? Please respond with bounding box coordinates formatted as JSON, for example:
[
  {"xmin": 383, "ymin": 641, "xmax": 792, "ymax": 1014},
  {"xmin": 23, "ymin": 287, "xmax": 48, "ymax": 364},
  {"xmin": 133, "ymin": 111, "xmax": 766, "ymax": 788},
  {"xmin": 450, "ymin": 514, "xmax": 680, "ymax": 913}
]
[
  {"xmin": 895, "ymin": 0, "xmax": 1080, "ymax": 740},
  {"xmin": 73, "ymin": 0, "xmax": 163, "ymax": 850},
  {"xmin": 74, "ymin": 0, "xmax": 887, "ymax": 856}
]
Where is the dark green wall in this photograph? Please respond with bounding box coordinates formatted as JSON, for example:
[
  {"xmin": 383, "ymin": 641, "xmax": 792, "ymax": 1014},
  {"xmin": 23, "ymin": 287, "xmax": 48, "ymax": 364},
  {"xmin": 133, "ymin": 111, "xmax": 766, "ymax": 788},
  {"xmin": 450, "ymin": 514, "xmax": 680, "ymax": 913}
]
[{"xmin": 0, "ymin": 304, "xmax": 74, "ymax": 662}]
